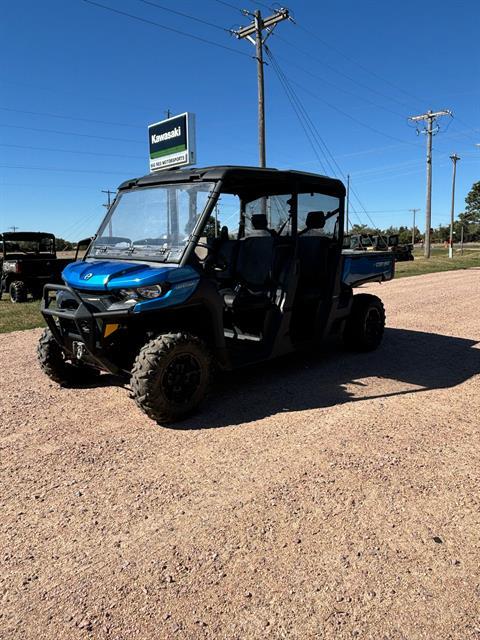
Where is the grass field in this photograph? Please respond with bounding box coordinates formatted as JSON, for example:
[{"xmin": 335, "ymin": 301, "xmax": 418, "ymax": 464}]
[
  {"xmin": 395, "ymin": 247, "xmax": 480, "ymax": 278},
  {"xmin": 0, "ymin": 298, "xmax": 44, "ymax": 334},
  {"xmin": 0, "ymin": 247, "xmax": 478, "ymax": 333}
]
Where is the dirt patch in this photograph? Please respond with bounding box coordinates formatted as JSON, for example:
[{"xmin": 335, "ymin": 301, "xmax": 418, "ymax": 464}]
[{"xmin": 1, "ymin": 270, "xmax": 479, "ymax": 639}]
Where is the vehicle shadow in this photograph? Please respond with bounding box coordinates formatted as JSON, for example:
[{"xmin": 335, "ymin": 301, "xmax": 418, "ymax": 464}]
[{"xmin": 176, "ymin": 328, "xmax": 480, "ymax": 430}]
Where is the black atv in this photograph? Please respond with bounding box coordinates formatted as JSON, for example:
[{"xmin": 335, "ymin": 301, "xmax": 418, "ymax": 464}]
[{"xmin": 0, "ymin": 232, "xmax": 73, "ymax": 303}]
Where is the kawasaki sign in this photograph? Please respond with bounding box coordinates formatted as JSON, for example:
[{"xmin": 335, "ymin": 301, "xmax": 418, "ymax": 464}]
[{"xmin": 148, "ymin": 112, "xmax": 196, "ymax": 172}]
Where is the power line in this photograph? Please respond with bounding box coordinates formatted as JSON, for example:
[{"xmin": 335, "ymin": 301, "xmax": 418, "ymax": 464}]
[
  {"xmin": 0, "ymin": 142, "xmax": 144, "ymax": 160},
  {"xmin": 293, "ymin": 23, "xmax": 426, "ymax": 107},
  {"xmin": 350, "ymin": 159, "xmax": 424, "ymax": 178},
  {"xmin": 266, "ymin": 52, "xmax": 339, "ymax": 177},
  {"xmin": 268, "ymin": 52, "xmax": 338, "ymax": 175},
  {"xmin": 245, "ymin": 0, "xmax": 275, "ymax": 11},
  {"xmin": 0, "ymin": 164, "xmax": 134, "ymax": 176},
  {"xmin": 0, "ymin": 106, "xmax": 143, "ymax": 129},
  {"xmin": 266, "ymin": 48, "xmax": 380, "ymax": 228},
  {"xmin": 265, "ymin": 49, "xmax": 330, "ymax": 173},
  {"xmin": 135, "ymin": 0, "xmax": 231, "ymax": 32},
  {"xmin": 260, "ymin": 41, "xmax": 422, "ymax": 148},
  {"xmin": 0, "ymin": 183, "xmax": 98, "ymax": 190},
  {"xmin": 290, "ymin": 78, "xmax": 421, "ymax": 148},
  {"xmin": 81, "ymin": 0, "xmax": 252, "ymax": 58},
  {"xmin": 272, "ymin": 47, "xmax": 406, "ymax": 118},
  {"xmin": 209, "ymin": 0, "xmax": 243, "ymax": 13},
  {"xmin": 59, "ymin": 206, "xmax": 105, "ymax": 240},
  {"xmin": 271, "ymin": 31, "xmax": 414, "ymax": 110},
  {"xmin": 266, "ymin": 49, "xmax": 366, "ymax": 225},
  {"xmin": 0, "ymin": 123, "xmax": 144, "ymax": 144},
  {"xmin": 448, "ymin": 116, "xmax": 479, "ymax": 144},
  {"xmin": 0, "ymin": 77, "xmax": 158, "ymax": 115}
]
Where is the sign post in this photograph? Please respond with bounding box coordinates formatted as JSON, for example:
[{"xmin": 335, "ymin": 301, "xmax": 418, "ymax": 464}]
[{"xmin": 148, "ymin": 112, "xmax": 196, "ymax": 172}]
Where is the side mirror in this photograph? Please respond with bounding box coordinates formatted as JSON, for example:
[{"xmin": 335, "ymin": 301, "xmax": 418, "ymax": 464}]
[{"xmin": 75, "ymin": 237, "xmax": 94, "ymax": 261}]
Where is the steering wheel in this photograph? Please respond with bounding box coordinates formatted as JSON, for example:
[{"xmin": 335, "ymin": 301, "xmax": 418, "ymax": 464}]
[{"xmin": 195, "ymin": 240, "xmax": 230, "ymax": 272}]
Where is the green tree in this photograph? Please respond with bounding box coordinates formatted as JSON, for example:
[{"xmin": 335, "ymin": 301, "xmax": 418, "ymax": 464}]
[
  {"xmin": 456, "ymin": 182, "xmax": 480, "ymax": 242},
  {"xmin": 431, "ymin": 225, "xmax": 450, "ymax": 243},
  {"xmin": 461, "ymin": 181, "xmax": 480, "ymax": 224},
  {"xmin": 384, "ymin": 225, "xmax": 399, "ymax": 236},
  {"xmin": 398, "ymin": 226, "xmax": 413, "ymax": 245},
  {"xmin": 203, "ymin": 215, "xmax": 221, "ymax": 239},
  {"xmin": 55, "ymin": 237, "xmax": 74, "ymax": 251},
  {"xmin": 349, "ymin": 224, "xmax": 377, "ymax": 235}
]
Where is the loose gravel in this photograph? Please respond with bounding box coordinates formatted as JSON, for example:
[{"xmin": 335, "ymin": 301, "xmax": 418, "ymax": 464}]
[{"xmin": 1, "ymin": 269, "xmax": 479, "ymax": 639}]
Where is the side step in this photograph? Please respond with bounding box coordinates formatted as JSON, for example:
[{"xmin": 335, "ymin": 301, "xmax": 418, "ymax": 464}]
[{"xmin": 224, "ymin": 328, "xmax": 262, "ymax": 343}]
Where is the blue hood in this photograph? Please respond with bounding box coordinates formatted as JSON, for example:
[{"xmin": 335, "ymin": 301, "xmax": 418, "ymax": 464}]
[{"xmin": 62, "ymin": 260, "xmax": 198, "ymax": 291}]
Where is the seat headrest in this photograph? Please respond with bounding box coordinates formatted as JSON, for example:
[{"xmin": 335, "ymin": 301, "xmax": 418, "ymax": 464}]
[
  {"xmin": 251, "ymin": 214, "xmax": 269, "ymax": 230},
  {"xmin": 305, "ymin": 211, "xmax": 326, "ymax": 230}
]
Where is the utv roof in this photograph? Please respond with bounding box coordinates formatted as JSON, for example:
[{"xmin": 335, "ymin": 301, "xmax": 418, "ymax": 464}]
[
  {"xmin": 118, "ymin": 165, "xmax": 345, "ymax": 198},
  {"xmin": 0, "ymin": 231, "xmax": 55, "ymax": 240}
]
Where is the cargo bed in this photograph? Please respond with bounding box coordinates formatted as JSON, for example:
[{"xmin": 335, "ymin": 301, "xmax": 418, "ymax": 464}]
[{"xmin": 341, "ymin": 249, "xmax": 395, "ymax": 287}]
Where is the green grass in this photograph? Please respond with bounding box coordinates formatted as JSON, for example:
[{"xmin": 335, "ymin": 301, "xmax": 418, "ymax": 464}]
[
  {"xmin": 395, "ymin": 247, "xmax": 480, "ymax": 278},
  {"xmin": 0, "ymin": 298, "xmax": 44, "ymax": 334}
]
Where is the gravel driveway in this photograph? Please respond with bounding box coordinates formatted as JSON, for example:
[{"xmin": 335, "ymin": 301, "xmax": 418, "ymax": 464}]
[{"xmin": 1, "ymin": 269, "xmax": 479, "ymax": 639}]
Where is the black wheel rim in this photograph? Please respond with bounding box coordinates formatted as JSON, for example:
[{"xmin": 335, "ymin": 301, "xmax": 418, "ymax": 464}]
[
  {"xmin": 162, "ymin": 353, "xmax": 202, "ymax": 404},
  {"xmin": 365, "ymin": 307, "xmax": 382, "ymax": 342}
]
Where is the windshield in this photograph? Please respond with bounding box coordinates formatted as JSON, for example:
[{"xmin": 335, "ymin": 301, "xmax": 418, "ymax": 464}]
[
  {"xmin": 1, "ymin": 237, "xmax": 54, "ymax": 256},
  {"xmin": 89, "ymin": 182, "xmax": 215, "ymax": 263}
]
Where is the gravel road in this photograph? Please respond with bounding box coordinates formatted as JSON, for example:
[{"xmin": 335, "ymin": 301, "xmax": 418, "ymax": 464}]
[{"xmin": 1, "ymin": 269, "xmax": 479, "ymax": 639}]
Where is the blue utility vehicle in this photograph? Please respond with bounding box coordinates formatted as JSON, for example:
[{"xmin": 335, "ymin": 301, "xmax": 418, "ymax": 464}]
[{"xmin": 38, "ymin": 166, "xmax": 394, "ymax": 423}]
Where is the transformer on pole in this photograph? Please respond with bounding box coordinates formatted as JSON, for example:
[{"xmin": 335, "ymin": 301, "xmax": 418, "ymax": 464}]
[
  {"xmin": 233, "ymin": 7, "xmax": 290, "ymax": 168},
  {"xmin": 408, "ymin": 109, "xmax": 452, "ymax": 258}
]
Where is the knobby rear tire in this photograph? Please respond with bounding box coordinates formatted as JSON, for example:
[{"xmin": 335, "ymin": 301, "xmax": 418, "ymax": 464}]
[
  {"xmin": 344, "ymin": 293, "xmax": 386, "ymax": 352},
  {"xmin": 9, "ymin": 280, "xmax": 28, "ymax": 303}
]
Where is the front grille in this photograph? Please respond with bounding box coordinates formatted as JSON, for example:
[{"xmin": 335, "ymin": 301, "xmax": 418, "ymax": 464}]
[{"xmin": 60, "ymin": 290, "xmax": 118, "ymax": 313}]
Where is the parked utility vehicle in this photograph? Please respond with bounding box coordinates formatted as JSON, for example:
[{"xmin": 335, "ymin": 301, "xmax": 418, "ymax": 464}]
[
  {"xmin": 38, "ymin": 166, "xmax": 394, "ymax": 423},
  {"xmin": 345, "ymin": 232, "xmax": 414, "ymax": 261},
  {"xmin": 0, "ymin": 232, "xmax": 73, "ymax": 302}
]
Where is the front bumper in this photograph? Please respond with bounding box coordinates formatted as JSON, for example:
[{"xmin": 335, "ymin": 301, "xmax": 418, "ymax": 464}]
[{"xmin": 42, "ymin": 284, "xmax": 131, "ymax": 375}]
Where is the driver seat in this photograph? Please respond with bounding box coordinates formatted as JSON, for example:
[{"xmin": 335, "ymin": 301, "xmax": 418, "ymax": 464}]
[
  {"xmin": 298, "ymin": 211, "xmax": 331, "ymax": 299},
  {"xmin": 222, "ymin": 233, "xmax": 276, "ymax": 311}
]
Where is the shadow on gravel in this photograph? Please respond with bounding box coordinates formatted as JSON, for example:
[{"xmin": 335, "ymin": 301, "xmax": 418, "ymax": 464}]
[{"xmin": 175, "ymin": 328, "xmax": 480, "ymax": 430}]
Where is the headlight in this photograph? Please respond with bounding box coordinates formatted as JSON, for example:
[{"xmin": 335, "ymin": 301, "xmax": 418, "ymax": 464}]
[
  {"xmin": 117, "ymin": 284, "xmax": 164, "ymax": 301},
  {"xmin": 136, "ymin": 285, "xmax": 164, "ymax": 299},
  {"xmin": 118, "ymin": 288, "xmax": 139, "ymax": 301},
  {"xmin": 3, "ymin": 261, "xmax": 19, "ymax": 273}
]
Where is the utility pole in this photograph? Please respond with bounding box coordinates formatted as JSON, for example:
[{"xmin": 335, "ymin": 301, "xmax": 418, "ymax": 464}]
[
  {"xmin": 8, "ymin": 226, "xmax": 19, "ymax": 232},
  {"xmin": 234, "ymin": 7, "xmax": 290, "ymax": 168},
  {"xmin": 409, "ymin": 208, "xmax": 420, "ymax": 246},
  {"xmin": 346, "ymin": 174, "xmax": 350, "ymax": 233},
  {"xmin": 102, "ymin": 189, "xmax": 115, "ymax": 237},
  {"xmin": 214, "ymin": 199, "xmax": 220, "ymax": 238},
  {"xmin": 408, "ymin": 109, "xmax": 452, "ymax": 258},
  {"xmin": 448, "ymin": 154, "xmax": 460, "ymax": 259},
  {"xmin": 102, "ymin": 189, "xmax": 115, "ymax": 209}
]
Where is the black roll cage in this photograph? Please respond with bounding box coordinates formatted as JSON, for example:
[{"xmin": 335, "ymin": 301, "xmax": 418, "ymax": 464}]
[
  {"xmin": 90, "ymin": 166, "xmax": 346, "ymax": 269},
  {"xmin": 0, "ymin": 232, "xmax": 56, "ymax": 257}
]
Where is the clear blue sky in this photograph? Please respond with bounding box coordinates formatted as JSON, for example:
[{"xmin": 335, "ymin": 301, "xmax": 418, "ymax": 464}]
[{"xmin": 1, "ymin": 0, "xmax": 478, "ymax": 239}]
